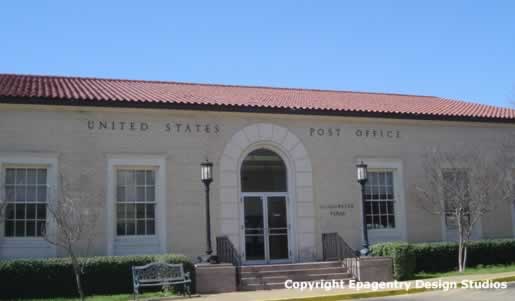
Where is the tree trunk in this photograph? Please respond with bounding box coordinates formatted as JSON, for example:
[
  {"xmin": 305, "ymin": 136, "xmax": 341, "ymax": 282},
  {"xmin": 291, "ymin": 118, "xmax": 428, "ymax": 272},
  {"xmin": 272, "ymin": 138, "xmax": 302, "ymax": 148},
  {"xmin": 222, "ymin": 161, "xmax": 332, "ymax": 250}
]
[
  {"xmin": 69, "ymin": 250, "xmax": 85, "ymax": 301},
  {"xmin": 457, "ymin": 211, "xmax": 464, "ymax": 272},
  {"xmin": 462, "ymin": 245, "xmax": 468, "ymax": 272},
  {"xmin": 458, "ymin": 241, "xmax": 463, "ymax": 272}
]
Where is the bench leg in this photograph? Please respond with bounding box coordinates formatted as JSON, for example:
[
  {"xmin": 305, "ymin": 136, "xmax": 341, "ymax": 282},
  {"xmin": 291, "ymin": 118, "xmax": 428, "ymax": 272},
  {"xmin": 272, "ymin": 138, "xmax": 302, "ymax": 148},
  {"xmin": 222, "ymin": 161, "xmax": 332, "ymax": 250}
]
[{"xmin": 185, "ymin": 283, "xmax": 191, "ymax": 297}]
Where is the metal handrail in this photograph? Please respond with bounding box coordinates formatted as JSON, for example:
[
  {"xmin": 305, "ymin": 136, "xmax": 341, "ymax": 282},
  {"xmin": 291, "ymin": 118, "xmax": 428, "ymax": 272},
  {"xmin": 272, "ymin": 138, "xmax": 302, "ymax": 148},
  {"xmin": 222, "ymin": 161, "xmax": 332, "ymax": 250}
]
[
  {"xmin": 322, "ymin": 232, "xmax": 358, "ymax": 260},
  {"xmin": 216, "ymin": 236, "xmax": 242, "ymax": 288},
  {"xmin": 216, "ymin": 236, "xmax": 242, "ymax": 266},
  {"xmin": 322, "ymin": 232, "xmax": 360, "ymax": 280}
]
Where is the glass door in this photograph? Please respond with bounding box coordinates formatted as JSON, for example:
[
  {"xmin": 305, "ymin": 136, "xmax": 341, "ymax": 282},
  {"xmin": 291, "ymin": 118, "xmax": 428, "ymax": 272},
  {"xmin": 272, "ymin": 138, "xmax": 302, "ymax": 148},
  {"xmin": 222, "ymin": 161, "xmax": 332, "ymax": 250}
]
[
  {"xmin": 243, "ymin": 196, "xmax": 266, "ymax": 264},
  {"xmin": 242, "ymin": 194, "xmax": 289, "ymax": 264},
  {"xmin": 267, "ymin": 195, "xmax": 289, "ymax": 263}
]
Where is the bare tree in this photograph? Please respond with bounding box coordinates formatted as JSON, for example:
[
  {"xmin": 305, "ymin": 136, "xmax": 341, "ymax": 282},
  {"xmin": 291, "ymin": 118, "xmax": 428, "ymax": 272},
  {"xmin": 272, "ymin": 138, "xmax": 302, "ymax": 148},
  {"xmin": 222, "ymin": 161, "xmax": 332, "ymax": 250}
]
[
  {"xmin": 0, "ymin": 187, "xmax": 5, "ymax": 223},
  {"xmin": 0, "ymin": 184, "xmax": 6, "ymax": 252},
  {"xmin": 416, "ymin": 146, "xmax": 513, "ymax": 272},
  {"xmin": 43, "ymin": 173, "xmax": 100, "ymax": 301}
]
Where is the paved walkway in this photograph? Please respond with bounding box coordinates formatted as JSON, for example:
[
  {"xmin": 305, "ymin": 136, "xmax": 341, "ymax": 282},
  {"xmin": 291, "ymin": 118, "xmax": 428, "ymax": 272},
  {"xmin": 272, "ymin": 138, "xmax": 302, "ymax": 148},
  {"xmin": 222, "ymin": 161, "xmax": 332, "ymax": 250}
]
[
  {"xmin": 366, "ymin": 282, "xmax": 515, "ymax": 301},
  {"xmin": 189, "ymin": 271, "xmax": 515, "ymax": 301}
]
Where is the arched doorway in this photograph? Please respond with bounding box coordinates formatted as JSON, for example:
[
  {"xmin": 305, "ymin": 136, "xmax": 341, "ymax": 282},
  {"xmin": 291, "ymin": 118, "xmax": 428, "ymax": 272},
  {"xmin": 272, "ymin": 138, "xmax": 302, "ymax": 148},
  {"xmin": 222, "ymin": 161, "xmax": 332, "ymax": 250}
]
[
  {"xmin": 240, "ymin": 148, "xmax": 290, "ymax": 264},
  {"xmin": 220, "ymin": 123, "xmax": 315, "ymax": 263}
]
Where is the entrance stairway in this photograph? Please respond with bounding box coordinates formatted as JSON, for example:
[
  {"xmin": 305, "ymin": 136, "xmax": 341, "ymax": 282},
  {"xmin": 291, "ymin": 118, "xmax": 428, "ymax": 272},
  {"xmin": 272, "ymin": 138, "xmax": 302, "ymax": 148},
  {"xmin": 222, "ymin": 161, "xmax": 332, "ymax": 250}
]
[{"xmin": 239, "ymin": 261, "xmax": 353, "ymax": 290}]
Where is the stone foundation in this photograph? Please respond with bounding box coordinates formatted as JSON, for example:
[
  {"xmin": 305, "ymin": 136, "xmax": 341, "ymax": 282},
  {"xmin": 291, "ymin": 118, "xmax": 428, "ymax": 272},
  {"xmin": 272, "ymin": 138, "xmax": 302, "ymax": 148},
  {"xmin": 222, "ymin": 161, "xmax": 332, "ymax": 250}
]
[
  {"xmin": 195, "ymin": 263, "xmax": 237, "ymax": 294},
  {"xmin": 354, "ymin": 256, "xmax": 394, "ymax": 282}
]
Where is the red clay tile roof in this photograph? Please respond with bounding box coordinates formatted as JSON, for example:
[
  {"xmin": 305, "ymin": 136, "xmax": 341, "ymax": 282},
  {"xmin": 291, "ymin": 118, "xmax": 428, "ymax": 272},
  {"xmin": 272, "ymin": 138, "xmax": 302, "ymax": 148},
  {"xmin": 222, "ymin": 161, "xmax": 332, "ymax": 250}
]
[{"xmin": 1, "ymin": 73, "xmax": 514, "ymax": 122}]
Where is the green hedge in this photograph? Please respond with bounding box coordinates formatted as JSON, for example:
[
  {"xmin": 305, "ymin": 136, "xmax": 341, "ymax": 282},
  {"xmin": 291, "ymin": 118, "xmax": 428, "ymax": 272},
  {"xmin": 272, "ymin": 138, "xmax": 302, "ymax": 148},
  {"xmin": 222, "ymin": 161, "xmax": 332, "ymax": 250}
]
[
  {"xmin": 412, "ymin": 239, "xmax": 515, "ymax": 273},
  {"xmin": 369, "ymin": 242, "xmax": 415, "ymax": 280},
  {"xmin": 0, "ymin": 254, "xmax": 194, "ymax": 299},
  {"xmin": 370, "ymin": 239, "xmax": 515, "ymax": 280}
]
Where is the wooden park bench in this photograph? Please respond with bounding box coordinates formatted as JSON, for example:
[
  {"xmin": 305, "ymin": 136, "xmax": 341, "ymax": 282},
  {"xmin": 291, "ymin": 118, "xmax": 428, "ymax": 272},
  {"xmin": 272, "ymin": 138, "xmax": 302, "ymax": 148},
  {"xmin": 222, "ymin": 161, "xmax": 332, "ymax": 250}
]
[{"xmin": 132, "ymin": 262, "xmax": 191, "ymax": 299}]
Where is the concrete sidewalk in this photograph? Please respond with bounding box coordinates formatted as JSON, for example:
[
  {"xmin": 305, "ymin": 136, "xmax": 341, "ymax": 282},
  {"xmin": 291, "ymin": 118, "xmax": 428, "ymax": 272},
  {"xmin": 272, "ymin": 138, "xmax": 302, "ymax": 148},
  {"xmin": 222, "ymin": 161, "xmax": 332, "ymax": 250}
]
[{"xmin": 188, "ymin": 271, "xmax": 515, "ymax": 301}]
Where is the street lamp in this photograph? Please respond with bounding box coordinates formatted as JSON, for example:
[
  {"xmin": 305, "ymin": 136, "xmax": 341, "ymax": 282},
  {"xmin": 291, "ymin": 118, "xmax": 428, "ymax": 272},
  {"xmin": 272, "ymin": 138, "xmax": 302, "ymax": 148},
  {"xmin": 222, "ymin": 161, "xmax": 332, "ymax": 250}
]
[
  {"xmin": 356, "ymin": 161, "xmax": 369, "ymax": 256},
  {"xmin": 201, "ymin": 160, "xmax": 215, "ymax": 263}
]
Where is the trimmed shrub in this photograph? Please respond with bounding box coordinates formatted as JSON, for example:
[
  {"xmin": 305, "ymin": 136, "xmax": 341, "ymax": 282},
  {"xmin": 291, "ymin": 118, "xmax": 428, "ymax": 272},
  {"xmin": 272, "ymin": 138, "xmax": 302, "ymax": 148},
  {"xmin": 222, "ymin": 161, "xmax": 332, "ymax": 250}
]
[
  {"xmin": 370, "ymin": 242, "xmax": 415, "ymax": 280},
  {"xmin": 0, "ymin": 254, "xmax": 194, "ymax": 299},
  {"xmin": 412, "ymin": 239, "xmax": 515, "ymax": 273},
  {"xmin": 370, "ymin": 239, "xmax": 515, "ymax": 279},
  {"xmin": 410, "ymin": 242, "xmax": 457, "ymax": 273}
]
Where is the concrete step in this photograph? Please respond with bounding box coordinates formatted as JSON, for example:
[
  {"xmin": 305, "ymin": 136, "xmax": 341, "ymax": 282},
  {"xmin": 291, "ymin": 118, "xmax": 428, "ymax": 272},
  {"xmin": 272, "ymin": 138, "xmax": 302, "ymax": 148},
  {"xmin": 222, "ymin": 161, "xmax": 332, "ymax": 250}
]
[
  {"xmin": 240, "ymin": 282, "xmax": 286, "ymax": 291},
  {"xmin": 240, "ymin": 277, "xmax": 353, "ymax": 291},
  {"xmin": 241, "ymin": 267, "xmax": 348, "ymax": 278},
  {"xmin": 241, "ymin": 272, "xmax": 352, "ymax": 285},
  {"xmin": 240, "ymin": 261, "xmax": 352, "ymax": 291},
  {"xmin": 304, "ymin": 272, "xmax": 352, "ymax": 280},
  {"xmin": 240, "ymin": 275, "xmax": 288, "ymax": 286},
  {"xmin": 240, "ymin": 261, "xmax": 342, "ymax": 273},
  {"xmin": 238, "ymin": 261, "xmax": 354, "ymax": 291}
]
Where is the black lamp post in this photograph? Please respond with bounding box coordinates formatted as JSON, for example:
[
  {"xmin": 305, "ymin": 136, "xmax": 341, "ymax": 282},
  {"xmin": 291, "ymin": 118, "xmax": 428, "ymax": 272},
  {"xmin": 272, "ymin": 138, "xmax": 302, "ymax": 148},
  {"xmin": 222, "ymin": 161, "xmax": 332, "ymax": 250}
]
[
  {"xmin": 201, "ymin": 160, "xmax": 214, "ymax": 263},
  {"xmin": 356, "ymin": 161, "xmax": 369, "ymax": 256}
]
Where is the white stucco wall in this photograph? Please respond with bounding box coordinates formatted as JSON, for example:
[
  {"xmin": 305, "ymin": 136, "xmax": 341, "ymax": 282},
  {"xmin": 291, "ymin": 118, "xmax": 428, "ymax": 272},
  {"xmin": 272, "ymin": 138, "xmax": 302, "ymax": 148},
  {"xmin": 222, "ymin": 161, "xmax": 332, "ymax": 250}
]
[{"xmin": 0, "ymin": 103, "xmax": 514, "ymax": 260}]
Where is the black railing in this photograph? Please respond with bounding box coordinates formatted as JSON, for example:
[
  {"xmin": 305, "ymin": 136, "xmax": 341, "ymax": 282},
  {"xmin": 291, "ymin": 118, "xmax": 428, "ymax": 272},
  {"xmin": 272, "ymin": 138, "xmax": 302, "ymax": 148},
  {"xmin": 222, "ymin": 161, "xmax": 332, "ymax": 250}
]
[
  {"xmin": 322, "ymin": 232, "xmax": 357, "ymax": 260},
  {"xmin": 216, "ymin": 236, "xmax": 242, "ymax": 266},
  {"xmin": 216, "ymin": 236, "xmax": 242, "ymax": 288},
  {"xmin": 322, "ymin": 232, "xmax": 359, "ymax": 279}
]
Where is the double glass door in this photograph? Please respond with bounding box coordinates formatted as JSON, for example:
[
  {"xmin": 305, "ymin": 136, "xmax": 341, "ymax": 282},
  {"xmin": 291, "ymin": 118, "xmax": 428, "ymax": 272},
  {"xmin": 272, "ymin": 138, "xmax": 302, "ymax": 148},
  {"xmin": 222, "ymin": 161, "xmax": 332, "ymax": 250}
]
[{"xmin": 242, "ymin": 193, "xmax": 290, "ymax": 264}]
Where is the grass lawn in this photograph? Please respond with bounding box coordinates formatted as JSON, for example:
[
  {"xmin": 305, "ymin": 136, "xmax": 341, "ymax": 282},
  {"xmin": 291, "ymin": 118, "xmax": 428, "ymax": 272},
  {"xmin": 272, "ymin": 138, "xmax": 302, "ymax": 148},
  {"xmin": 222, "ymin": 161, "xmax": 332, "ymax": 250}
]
[
  {"xmin": 415, "ymin": 264, "xmax": 515, "ymax": 279},
  {"xmin": 9, "ymin": 291, "xmax": 172, "ymax": 301}
]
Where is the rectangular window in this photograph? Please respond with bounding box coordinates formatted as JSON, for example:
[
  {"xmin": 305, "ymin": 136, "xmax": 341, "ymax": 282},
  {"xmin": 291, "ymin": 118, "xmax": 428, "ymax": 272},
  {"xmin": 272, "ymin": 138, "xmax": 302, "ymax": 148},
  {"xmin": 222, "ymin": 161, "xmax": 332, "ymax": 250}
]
[
  {"xmin": 4, "ymin": 167, "xmax": 47, "ymax": 237},
  {"xmin": 364, "ymin": 170, "xmax": 395, "ymax": 229},
  {"xmin": 442, "ymin": 169, "xmax": 470, "ymax": 229},
  {"xmin": 115, "ymin": 169, "xmax": 156, "ymax": 236}
]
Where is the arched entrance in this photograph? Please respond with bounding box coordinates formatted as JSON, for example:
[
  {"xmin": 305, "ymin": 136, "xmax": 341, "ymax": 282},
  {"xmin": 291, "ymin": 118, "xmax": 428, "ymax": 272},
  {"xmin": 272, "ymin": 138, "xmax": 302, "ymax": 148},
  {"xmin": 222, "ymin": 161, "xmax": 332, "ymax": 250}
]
[
  {"xmin": 240, "ymin": 148, "xmax": 289, "ymax": 264},
  {"xmin": 219, "ymin": 123, "xmax": 315, "ymax": 263}
]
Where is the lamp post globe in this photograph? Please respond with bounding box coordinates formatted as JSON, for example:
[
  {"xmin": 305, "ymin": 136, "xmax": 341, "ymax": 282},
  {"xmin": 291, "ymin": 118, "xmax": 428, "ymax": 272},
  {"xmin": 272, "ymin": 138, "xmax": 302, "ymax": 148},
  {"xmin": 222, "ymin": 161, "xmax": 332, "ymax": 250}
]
[
  {"xmin": 201, "ymin": 161, "xmax": 213, "ymax": 184},
  {"xmin": 356, "ymin": 161, "xmax": 368, "ymax": 184}
]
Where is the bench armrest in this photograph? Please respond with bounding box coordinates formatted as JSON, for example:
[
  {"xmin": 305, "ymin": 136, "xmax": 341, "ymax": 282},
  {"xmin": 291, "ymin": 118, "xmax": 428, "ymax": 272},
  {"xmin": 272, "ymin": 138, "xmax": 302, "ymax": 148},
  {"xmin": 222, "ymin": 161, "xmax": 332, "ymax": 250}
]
[{"xmin": 132, "ymin": 266, "xmax": 140, "ymax": 294}]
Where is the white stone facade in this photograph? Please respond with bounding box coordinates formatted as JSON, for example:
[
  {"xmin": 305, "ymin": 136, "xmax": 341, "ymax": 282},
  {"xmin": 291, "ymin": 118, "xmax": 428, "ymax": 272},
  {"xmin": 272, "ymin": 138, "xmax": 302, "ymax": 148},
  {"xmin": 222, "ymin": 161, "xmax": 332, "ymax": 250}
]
[{"xmin": 0, "ymin": 103, "xmax": 514, "ymax": 260}]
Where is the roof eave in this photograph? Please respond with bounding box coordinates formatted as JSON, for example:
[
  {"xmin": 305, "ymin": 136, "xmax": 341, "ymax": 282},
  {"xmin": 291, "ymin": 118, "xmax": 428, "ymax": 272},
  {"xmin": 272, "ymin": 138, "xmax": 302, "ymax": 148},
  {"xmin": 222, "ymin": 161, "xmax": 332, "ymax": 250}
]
[{"xmin": 1, "ymin": 96, "xmax": 515, "ymax": 124}]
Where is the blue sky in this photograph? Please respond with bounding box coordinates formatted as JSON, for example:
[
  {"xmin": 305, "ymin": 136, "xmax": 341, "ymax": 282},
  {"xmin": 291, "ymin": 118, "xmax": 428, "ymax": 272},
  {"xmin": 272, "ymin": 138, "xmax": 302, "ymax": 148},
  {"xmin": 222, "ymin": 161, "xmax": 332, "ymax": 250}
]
[{"xmin": 1, "ymin": 1, "xmax": 514, "ymax": 107}]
